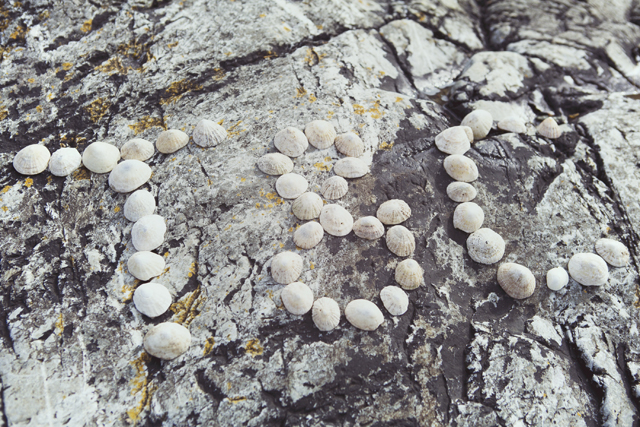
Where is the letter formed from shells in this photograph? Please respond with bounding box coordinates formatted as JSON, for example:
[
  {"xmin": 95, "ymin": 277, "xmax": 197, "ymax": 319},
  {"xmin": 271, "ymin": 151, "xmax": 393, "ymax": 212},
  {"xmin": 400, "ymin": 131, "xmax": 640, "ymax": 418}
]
[
  {"xmin": 461, "ymin": 109, "xmax": 493, "ymax": 140},
  {"xmin": 312, "ymin": 297, "xmax": 341, "ymax": 331},
  {"xmin": 380, "ymin": 286, "xmax": 409, "ymax": 316},
  {"xmin": 537, "ymin": 117, "xmax": 561, "ymax": 139},
  {"xmin": 321, "ymin": 176, "xmax": 348, "ymax": 200},
  {"xmin": 377, "ymin": 199, "xmax": 411, "ymax": 225},
  {"xmin": 293, "ymin": 221, "xmax": 324, "ymax": 249},
  {"xmin": 568, "ymin": 253, "xmax": 609, "ymax": 287},
  {"xmin": 143, "ymin": 322, "xmax": 191, "ymax": 360},
  {"xmin": 280, "ymin": 282, "xmax": 314, "ymax": 315},
  {"xmin": 319, "ymin": 204, "xmax": 354, "ymax": 237},
  {"xmin": 108, "ymin": 160, "xmax": 152, "ymax": 193},
  {"xmin": 498, "ymin": 117, "xmax": 527, "ymax": 134},
  {"xmin": 395, "ymin": 259, "xmax": 424, "ymax": 290},
  {"xmin": 132, "ymin": 214, "xmax": 167, "ymax": 252},
  {"xmin": 270, "ymin": 251, "xmax": 303, "ymax": 285},
  {"xmin": 595, "ymin": 238, "xmax": 630, "ymax": 267},
  {"xmin": 386, "ymin": 225, "xmax": 416, "ymax": 257},
  {"xmin": 305, "ymin": 120, "xmax": 336, "ymax": 149},
  {"xmin": 444, "ymin": 155, "xmax": 479, "ymax": 182},
  {"xmin": 49, "ymin": 147, "xmax": 82, "ymax": 177},
  {"xmin": 133, "ymin": 282, "xmax": 173, "ymax": 317},
  {"xmin": 333, "ymin": 158, "xmax": 369, "ymax": 178},
  {"xmin": 82, "ymin": 141, "xmax": 121, "ymax": 173},
  {"xmin": 257, "ymin": 153, "xmax": 293, "ymax": 175},
  {"xmin": 335, "ymin": 132, "xmax": 364, "ymax": 157},
  {"xmin": 446, "ymin": 182, "xmax": 477, "ymax": 203},
  {"xmin": 453, "ymin": 202, "xmax": 484, "ymax": 233},
  {"xmin": 193, "ymin": 119, "xmax": 227, "ymax": 148},
  {"xmin": 292, "ymin": 192, "xmax": 323, "ymax": 220},
  {"xmin": 120, "ymin": 138, "xmax": 155, "ymax": 161},
  {"xmin": 156, "ymin": 129, "xmax": 189, "ymax": 154},
  {"xmin": 353, "ymin": 216, "xmax": 385, "ymax": 240},
  {"xmin": 435, "ymin": 126, "xmax": 471, "ymax": 155},
  {"xmin": 124, "ymin": 190, "xmax": 156, "ymax": 222},
  {"xmin": 497, "ymin": 263, "xmax": 536, "ymax": 299},
  {"xmin": 128, "ymin": 251, "xmax": 166, "ymax": 281},
  {"xmin": 345, "ymin": 299, "xmax": 384, "ymax": 331},
  {"xmin": 14, "ymin": 144, "xmax": 52, "ymax": 175},
  {"xmin": 274, "ymin": 127, "xmax": 308, "ymax": 157},
  {"xmin": 275, "ymin": 173, "xmax": 308, "ymax": 199},
  {"xmin": 466, "ymin": 228, "xmax": 505, "ymax": 264},
  {"xmin": 546, "ymin": 267, "xmax": 568, "ymax": 291}
]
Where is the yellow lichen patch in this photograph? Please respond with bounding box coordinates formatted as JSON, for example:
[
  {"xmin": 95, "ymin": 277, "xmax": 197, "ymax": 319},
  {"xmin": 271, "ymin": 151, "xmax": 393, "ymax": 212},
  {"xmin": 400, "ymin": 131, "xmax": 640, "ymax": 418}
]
[
  {"xmin": 212, "ymin": 68, "xmax": 226, "ymax": 81},
  {"xmin": 95, "ymin": 57, "xmax": 128, "ymax": 75},
  {"xmin": 128, "ymin": 116, "xmax": 167, "ymax": 134},
  {"xmin": 264, "ymin": 192, "xmax": 285, "ymax": 206},
  {"xmin": 310, "ymin": 262, "xmax": 315, "ymax": 270},
  {"xmin": 85, "ymin": 98, "xmax": 111, "ymax": 123},
  {"xmin": 379, "ymin": 141, "xmax": 394, "ymax": 150},
  {"xmin": 188, "ymin": 262, "xmax": 197, "ymax": 278},
  {"xmin": 62, "ymin": 62, "xmax": 72, "ymax": 71},
  {"xmin": 203, "ymin": 337, "xmax": 215, "ymax": 355},
  {"xmin": 353, "ymin": 104, "xmax": 365, "ymax": 115},
  {"xmin": 72, "ymin": 168, "xmax": 90, "ymax": 181},
  {"xmin": 326, "ymin": 111, "xmax": 334, "ymax": 120},
  {"xmin": 295, "ymin": 87, "xmax": 307, "ymax": 98},
  {"xmin": 27, "ymin": 77, "xmax": 35, "ymax": 83},
  {"xmin": 114, "ymin": 206, "xmax": 121, "ymax": 213},
  {"xmin": 226, "ymin": 121, "xmax": 245, "ymax": 137},
  {"xmin": 54, "ymin": 313, "xmax": 64, "ymax": 336},
  {"xmin": 228, "ymin": 396, "xmax": 247, "ymax": 404},
  {"xmin": 0, "ymin": 107, "xmax": 8, "ymax": 121},
  {"xmin": 127, "ymin": 352, "xmax": 156, "ymax": 425},
  {"xmin": 167, "ymin": 41, "xmax": 178, "ymax": 49},
  {"xmin": 38, "ymin": 10, "xmax": 49, "ymax": 21},
  {"xmin": 1, "ymin": 186, "xmax": 9, "ymax": 193},
  {"xmin": 9, "ymin": 25, "xmax": 27, "ymax": 41},
  {"xmin": 159, "ymin": 79, "xmax": 203, "ymax": 105},
  {"xmin": 308, "ymin": 93, "xmax": 317, "ymax": 103},
  {"xmin": 80, "ymin": 19, "xmax": 92, "ymax": 32},
  {"xmin": 1, "ymin": 206, "xmax": 8, "ymax": 212},
  {"xmin": 117, "ymin": 38, "xmax": 154, "ymax": 63},
  {"xmin": 245, "ymin": 339, "xmax": 263, "ymax": 357},
  {"xmin": 264, "ymin": 50, "xmax": 277, "ymax": 60},
  {"xmin": 395, "ymin": 97, "xmax": 404, "ymax": 103},
  {"xmin": 35, "ymin": 105, "xmax": 43, "ymax": 113},
  {"xmin": 170, "ymin": 285, "xmax": 205, "ymax": 326},
  {"xmin": 314, "ymin": 162, "xmax": 332, "ymax": 172},
  {"xmin": 367, "ymin": 100, "xmax": 384, "ymax": 119},
  {"xmin": 24, "ymin": 178, "xmax": 33, "ymax": 188},
  {"xmin": 259, "ymin": 13, "xmax": 266, "ymax": 17}
]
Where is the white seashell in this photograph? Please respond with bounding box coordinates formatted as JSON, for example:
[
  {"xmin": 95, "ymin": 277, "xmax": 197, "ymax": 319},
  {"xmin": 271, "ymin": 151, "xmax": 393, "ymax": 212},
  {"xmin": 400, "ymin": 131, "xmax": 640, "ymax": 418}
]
[
  {"xmin": 376, "ymin": 199, "xmax": 411, "ymax": 225},
  {"xmin": 312, "ymin": 297, "xmax": 340, "ymax": 331},
  {"xmin": 461, "ymin": 110, "xmax": 493, "ymax": 139},
  {"xmin": 293, "ymin": 221, "xmax": 324, "ymax": 249},
  {"xmin": 275, "ymin": 173, "xmax": 308, "ymax": 199},
  {"xmin": 319, "ymin": 204, "xmax": 353, "ymax": 236},
  {"xmin": 193, "ymin": 119, "xmax": 226, "ymax": 148},
  {"xmin": 143, "ymin": 322, "xmax": 191, "ymax": 360},
  {"xmin": 14, "ymin": 144, "xmax": 51, "ymax": 175},
  {"xmin": 546, "ymin": 267, "xmax": 568, "ymax": 291},
  {"xmin": 321, "ymin": 176, "xmax": 348, "ymax": 200},
  {"xmin": 82, "ymin": 142, "xmax": 120, "ymax": 173},
  {"xmin": 108, "ymin": 160, "xmax": 152, "ymax": 193},
  {"xmin": 435, "ymin": 126, "xmax": 471, "ymax": 155},
  {"xmin": 353, "ymin": 216, "xmax": 384, "ymax": 240},
  {"xmin": 156, "ymin": 129, "xmax": 189, "ymax": 154},
  {"xmin": 335, "ymin": 132, "xmax": 364, "ymax": 157},
  {"xmin": 127, "ymin": 251, "xmax": 165, "ymax": 281},
  {"xmin": 132, "ymin": 215, "xmax": 166, "ymax": 251},
  {"xmin": 386, "ymin": 225, "xmax": 415, "ymax": 257},
  {"xmin": 305, "ymin": 120, "xmax": 336, "ymax": 149},
  {"xmin": 274, "ymin": 127, "xmax": 308, "ymax": 157},
  {"xmin": 444, "ymin": 154, "xmax": 479, "ymax": 182},
  {"xmin": 453, "ymin": 202, "xmax": 484, "ymax": 233},
  {"xmin": 292, "ymin": 192, "xmax": 323, "ymax": 220},
  {"xmin": 380, "ymin": 286, "xmax": 409, "ymax": 316},
  {"xmin": 595, "ymin": 238, "xmax": 630, "ymax": 267},
  {"xmin": 345, "ymin": 300, "xmax": 384, "ymax": 331},
  {"xmin": 280, "ymin": 282, "xmax": 314, "ymax": 315},
  {"xmin": 257, "ymin": 153, "xmax": 293, "ymax": 175},
  {"xmin": 467, "ymin": 228, "xmax": 505, "ymax": 264},
  {"xmin": 395, "ymin": 259, "xmax": 424, "ymax": 290},
  {"xmin": 568, "ymin": 253, "xmax": 608, "ymax": 287},
  {"xmin": 133, "ymin": 282, "xmax": 172, "ymax": 317},
  {"xmin": 333, "ymin": 158, "xmax": 369, "ymax": 178},
  {"xmin": 120, "ymin": 138, "xmax": 154, "ymax": 161},
  {"xmin": 537, "ymin": 117, "xmax": 561, "ymax": 139},
  {"xmin": 49, "ymin": 147, "xmax": 81, "ymax": 176},
  {"xmin": 446, "ymin": 182, "xmax": 477, "ymax": 202},
  {"xmin": 497, "ymin": 263, "xmax": 536, "ymax": 299},
  {"xmin": 271, "ymin": 251, "xmax": 303, "ymax": 285},
  {"xmin": 124, "ymin": 190, "xmax": 156, "ymax": 222},
  {"xmin": 462, "ymin": 126, "xmax": 474, "ymax": 142},
  {"xmin": 498, "ymin": 117, "xmax": 526, "ymax": 134}
]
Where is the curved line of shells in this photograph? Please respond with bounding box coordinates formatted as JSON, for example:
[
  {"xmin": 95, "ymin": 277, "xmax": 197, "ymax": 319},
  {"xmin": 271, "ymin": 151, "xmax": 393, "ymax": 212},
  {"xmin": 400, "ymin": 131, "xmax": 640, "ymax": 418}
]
[{"xmin": 12, "ymin": 119, "xmax": 227, "ymax": 360}]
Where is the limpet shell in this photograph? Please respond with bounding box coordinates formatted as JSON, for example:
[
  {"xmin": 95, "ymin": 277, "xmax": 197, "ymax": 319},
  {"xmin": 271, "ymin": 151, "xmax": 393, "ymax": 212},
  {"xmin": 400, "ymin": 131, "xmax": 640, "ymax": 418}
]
[
  {"xmin": 380, "ymin": 286, "xmax": 409, "ymax": 316},
  {"xmin": 386, "ymin": 225, "xmax": 415, "ymax": 257},
  {"xmin": 321, "ymin": 176, "xmax": 348, "ymax": 200},
  {"xmin": 193, "ymin": 119, "xmax": 227, "ymax": 148},
  {"xmin": 292, "ymin": 192, "xmax": 323, "ymax": 220},
  {"xmin": 568, "ymin": 253, "xmax": 608, "ymax": 287},
  {"xmin": 133, "ymin": 282, "xmax": 172, "ymax": 318},
  {"xmin": 108, "ymin": 160, "xmax": 152, "ymax": 193},
  {"xmin": 595, "ymin": 238, "xmax": 630, "ymax": 267},
  {"xmin": 257, "ymin": 153, "xmax": 293, "ymax": 175},
  {"xmin": 377, "ymin": 199, "xmax": 411, "ymax": 225},
  {"xmin": 546, "ymin": 267, "xmax": 568, "ymax": 291},
  {"xmin": 497, "ymin": 263, "xmax": 536, "ymax": 299},
  {"xmin": 276, "ymin": 173, "xmax": 308, "ymax": 199},
  {"xmin": 395, "ymin": 259, "xmax": 424, "ymax": 290},
  {"xmin": 82, "ymin": 141, "xmax": 120, "ymax": 173},
  {"xmin": 453, "ymin": 202, "xmax": 484, "ymax": 233},
  {"xmin": 537, "ymin": 117, "xmax": 561, "ymax": 139},
  {"xmin": 467, "ymin": 228, "xmax": 505, "ymax": 264},
  {"xmin": 345, "ymin": 300, "xmax": 384, "ymax": 331},
  {"xmin": 305, "ymin": 120, "xmax": 336, "ymax": 149},
  {"xmin": 353, "ymin": 216, "xmax": 384, "ymax": 240},
  {"xmin": 271, "ymin": 251, "xmax": 303, "ymax": 285},
  {"xmin": 14, "ymin": 144, "xmax": 51, "ymax": 175},
  {"xmin": 319, "ymin": 204, "xmax": 353, "ymax": 237},
  {"xmin": 127, "ymin": 251, "xmax": 165, "ymax": 281},
  {"xmin": 132, "ymin": 215, "xmax": 166, "ymax": 251},
  {"xmin": 293, "ymin": 221, "xmax": 324, "ymax": 249},
  {"xmin": 156, "ymin": 129, "xmax": 189, "ymax": 154},
  {"xmin": 444, "ymin": 154, "xmax": 479, "ymax": 182},
  {"xmin": 124, "ymin": 190, "xmax": 156, "ymax": 222},
  {"xmin": 143, "ymin": 322, "xmax": 191, "ymax": 360},
  {"xmin": 274, "ymin": 127, "xmax": 308, "ymax": 157},
  {"xmin": 280, "ymin": 282, "xmax": 314, "ymax": 315},
  {"xmin": 120, "ymin": 138, "xmax": 154, "ymax": 161},
  {"xmin": 446, "ymin": 182, "xmax": 477, "ymax": 202},
  {"xmin": 461, "ymin": 110, "xmax": 493, "ymax": 139},
  {"xmin": 333, "ymin": 157, "xmax": 368, "ymax": 178},
  {"xmin": 335, "ymin": 132, "xmax": 364, "ymax": 157},
  {"xmin": 498, "ymin": 117, "xmax": 526, "ymax": 134},
  {"xmin": 435, "ymin": 126, "xmax": 471, "ymax": 155},
  {"xmin": 49, "ymin": 147, "xmax": 81, "ymax": 177},
  {"xmin": 312, "ymin": 297, "xmax": 340, "ymax": 331}
]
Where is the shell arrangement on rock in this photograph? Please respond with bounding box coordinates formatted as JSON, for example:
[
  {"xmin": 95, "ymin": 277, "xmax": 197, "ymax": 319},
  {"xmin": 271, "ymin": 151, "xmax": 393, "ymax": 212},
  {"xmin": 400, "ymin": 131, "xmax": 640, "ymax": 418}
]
[
  {"xmin": 132, "ymin": 214, "xmax": 167, "ymax": 251},
  {"xmin": 498, "ymin": 117, "xmax": 526, "ymax": 134},
  {"xmin": 335, "ymin": 132, "xmax": 364, "ymax": 157},
  {"xmin": 120, "ymin": 138, "xmax": 155, "ymax": 161},
  {"xmin": 395, "ymin": 259, "xmax": 424, "ymax": 290},
  {"xmin": 319, "ymin": 204, "xmax": 353, "ymax": 237},
  {"xmin": 446, "ymin": 182, "xmax": 477, "ymax": 202},
  {"xmin": 321, "ymin": 176, "xmax": 348, "ymax": 200},
  {"xmin": 49, "ymin": 147, "xmax": 81, "ymax": 177},
  {"xmin": 333, "ymin": 157, "xmax": 368, "ymax": 178},
  {"xmin": 435, "ymin": 126, "xmax": 471, "ymax": 155},
  {"xmin": 345, "ymin": 300, "xmax": 384, "ymax": 331},
  {"xmin": 108, "ymin": 160, "xmax": 152, "ymax": 193},
  {"xmin": 386, "ymin": 225, "xmax": 415, "ymax": 257},
  {"xmin": 466, "ymin": 228, "xmax": 505, "ymax": 264},
  {"xmin": 305, "ymin": 120, "xmax": 336, "ymax": 149},
  {"xmin": 312, "ymin": 297, "xmax": 341, "ymax": 331},
  {"xmin": 453, "ymin": 202, "xmax": 484, "ymax": 233},
  {"xmin": 127, "ymin": 251, "xmax": 166, "ymax": 281},
  {"xmin": 274, "ymin": 127, "xmax": 308, "ymax": 157},
  {"xmin": 257, "ymin": 153, "xmax": 294, "ymax": 175},
  {"xmin": 124, "ymin": 190, "xmax": 156, "ymax": 222},
  {"xmin": 271, "ymin": 251, "xmax": 303, "ymax": 285},
  {"xmin": 276, "ymin": 173, "xmax": 308, "ymax": 199},
  {"xmin": 156, "ymin": 129, "xmax": 189, "ymax": 154},
  {"xmin": 293, "ymin": 221, "xmax": 324, "ymax": 249},
  {"xmin": 461, "ymin": 110, "xmax": 493, "ymax": 140},
  {"xmin": 133, "ymin": 282, "xmax": 172, "ymax": 317},
  {"xmin": 292, "ymin": 192, "xmax": 323, "ymax": 220},
  {"xmin": 546, "ymin": 267, "xmax": 568, "ymax": 291},
  {"xmin": 595, "ymin": 238, "xmax": 629, "ymax": 267},
  {"xmin": 82, "ymin": 141, "xmax": 121, "ymax": 173},
  {"xmin": 497, "ymin": 263, "xmax": 536, "ymax": 299},
  {"xmin": 143, "ymin": 322, "xmax": 191, "ymax": 360},
  {"xmin": 444, "ymin": 154, "xmax": 479, "ymax": 182},
  {"xmin": 377, "ymin": 199, "xmax": 411, "ymax": 225},
  {"xmin": 537, "ymin": 117, "xmax": 561, "ymax": 139},
  {"xmin": 380, "ymin": 286, "xmax": 409, "ymax": 316},
  {"xmin": 193, "ymin": 119, "xmax": 227, "ymax": 148},
  {"xmin": 281, "ymin": 282, "xmax": 314, "ymax": 315},
  {"xmin": 568, "ymin": 253, "xmax": 608, "ymax": 287},
  {"xmin": 353, "ymin": 216, "xmax": 385, "ymax": 240},
  {"xmin": 13, "ymin": 144, "xmax": 51, "ymax": 175}
]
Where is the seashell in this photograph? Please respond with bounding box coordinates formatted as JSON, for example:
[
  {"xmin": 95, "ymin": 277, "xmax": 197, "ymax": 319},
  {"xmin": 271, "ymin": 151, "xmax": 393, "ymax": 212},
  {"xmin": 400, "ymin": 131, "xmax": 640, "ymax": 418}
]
[
  {"xmin": 132, "ymin": 215, "xmax": 166, "ymax": 251},
  {"xmin": 305, "ymin": 120, "xmax": 336, "ymax": 149},
  {"xmin": 462, "ymin": 126, "xmax": 474, "ymax": 142},
  {"xmin": 321, "ymin": 176, "xmax": 348, "ymax": 200},
  {"xmin": 537, "ymin": 117, "xmax": 561, "ymax": 139},
  {"xmin": 108, "ymin": 160, "xmax": 152, "ymax": 193},
  {"xmin": 292, "ymin": 192, "xmax": 323, "ymax": 220},
  {"xmin": 345, "ymin": 300, "xmax": 384, "ymax": 331},
  {"xmin": 453, "ymin": 202, "xmax": 484, "ymax": 233},
  {"xmin": 120, "ymin": 138, "xmax": 154, "ymax": 161},
  {"xmin": 443, "ymin": 154, "xmax": 479, "ymax": 182},
  {"xmin": 133, "ymin": 282, "xmax": 172, "ymax": 317},
  {"xmin": 395, "ymin": 259, "xmax": 424, "ymax": 290},
  {"xmin": 280, "ymin": 282, "xmax": 314, "ymax": 315},
  {"xmin": 124, "ymin": 190, "xmax": 156, "ymax": 222},
  {"xmin": 156, "ymin": 129, "xmax": 189, "ymax": 154},
  {"xmin": 595, "ymin": 238, "xmax": 630, "ymax": 267},
  {"xmin": 193, "ymin": 119, "xmax": 227, "ymax": 148},
  {"xmin": 257, "ymin": 153, "xmax": 293, "ymax": 175},
  {"xmin": 82, "ymin": 142, "xmax": 120, "ymax": 173},
  {"xmin": 461, "ymin": 109, "xmax": 493, "ymax": 139},
  {"xmin": 127, "ymin": 251, "xmax": 166, "ymax": 281},
  {"xmin": 275, "ymin": 173, "xmax": 308, "ymax": 199},
  {"xmin": 333, "ymin": 158, "xmax": 368, "ymax": 178},
  {"xmin": 380, "ymin": 286, "xmax": 409, "ymax": 316},
  {"xmin": 13, "ymin": 144, "xmax": 51, "ymax": 176},
  {"xmin": 312, "ymin": 297, "xmax": 340, "ymax": 331},
  {"xmin": 546, "ymin": 267, "xmax": 568, "ymax": 291},
  {"xmin": 271, "ymin": 251, "xmax": 303, "ymax": 285},
  {"xmin": 568, "ymin": 253, "xmax": 608, "ymax": 287},
  {"xmin": 386, "ymin": 225, "xmax": 415, "ymax": 257},
  {"xmin": 274, "ymin": 127, "xmax": 308, "ymax": 157},
  {"xmin": 353, "ymin": 216, "xmax": 384, "ymax": 240},
  {"xmin": 498, "ymin": 117, "xmax": 526, "ymax": 134},
  {"xmin": 376, "ymin": 199, "xmax": 411, "ymax": 225},
  {"xmin": 435, "ymin": 126, "xmax": 471, "ymax": 155},
  {"xmin": 293, "ymin": 221, "xmax": 324, "ymax": 249},
  {"xmin": 319, "ymin": 204, "xmax": 353, "ymax": 236},
  {"xmin": 497, "ymin": 263, "xmax": 536, "ymax": 299},
  {"xmin": 446, "ymin": 182, "xmax": 477, "ymax": 202},
  {"xmin": 143, "ymin": 322, "xmax": 191, "ymax": 360},
  {"xmin": 466, "ymin": 228, "xmax": 505, "ymax": 264},
  {"xmin": 335, "ymin": 132, "xmax": 364, "ymax": 157},
  {"xmin": 49, "ymin": 147, "xmax": 81, "ymax": 176}
]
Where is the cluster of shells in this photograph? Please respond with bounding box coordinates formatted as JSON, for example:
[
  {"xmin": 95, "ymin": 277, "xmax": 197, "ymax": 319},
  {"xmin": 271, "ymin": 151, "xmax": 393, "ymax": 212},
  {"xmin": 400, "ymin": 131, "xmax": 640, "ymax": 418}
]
[{"xmin": 12, "ymin": 119, "xmax": 228, "ymax": 359}]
